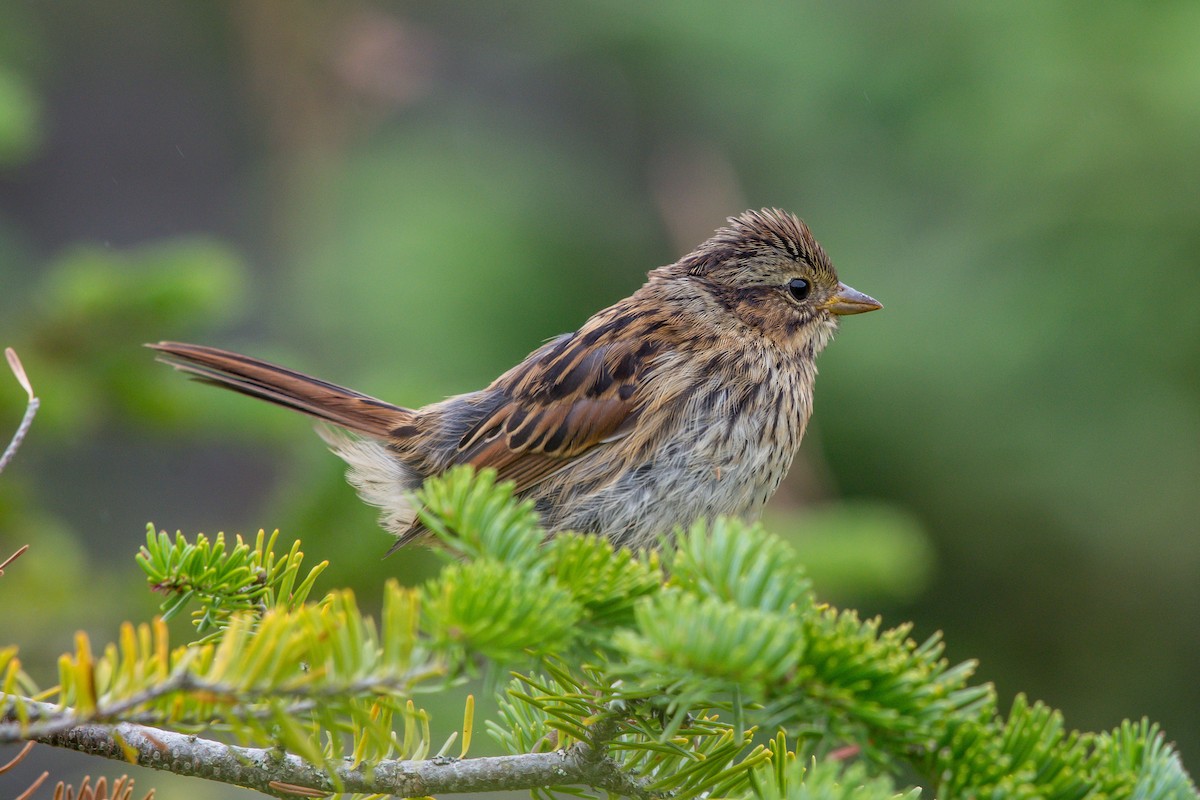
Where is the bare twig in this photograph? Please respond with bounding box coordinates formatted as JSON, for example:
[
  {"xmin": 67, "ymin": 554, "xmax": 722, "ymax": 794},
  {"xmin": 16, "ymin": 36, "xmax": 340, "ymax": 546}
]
[
  {"xmin": 0, "ymin": 740, "xmax": 36, "ymax": 774},
  {"xmin": 1, "ymin": 348, "xmax": 39, "ymax": 476},
  {"xmin": 1, "ymin": 741, "xmax": 49, "ymax": 800},
  {"xmin": 2, "ymin": 698, "xmax": 653, "ymax": 799},
  {"xmin": 13, "ymin": 771, "xmax": 48, "ymax": 800},
  {"xmin": 0, "ymin": 545, "xmax": 29, "ymax": 577},
  {"xmin": 1, "ymin": 741, "xmax": 156, "ymax": 800}
]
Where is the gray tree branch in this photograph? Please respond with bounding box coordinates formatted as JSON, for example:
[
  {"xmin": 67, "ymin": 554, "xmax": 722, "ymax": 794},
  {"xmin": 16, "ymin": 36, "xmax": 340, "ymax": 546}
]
[{"xmin": 2, "ymin": 699, "xmax": 652, "ymax": 799}]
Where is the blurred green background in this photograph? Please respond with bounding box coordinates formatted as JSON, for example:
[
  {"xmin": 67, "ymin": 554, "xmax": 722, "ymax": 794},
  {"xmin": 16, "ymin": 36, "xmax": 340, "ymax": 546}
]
[{"xmin": 1, "ymin": 2, "xmax": 1197, "ymax": 797}]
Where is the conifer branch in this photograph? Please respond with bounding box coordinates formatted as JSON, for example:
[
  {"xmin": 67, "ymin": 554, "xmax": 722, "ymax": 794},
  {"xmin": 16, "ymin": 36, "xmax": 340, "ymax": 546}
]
[
  {"xmin": 2, "ymin": 468, "xmax": 1195, "ymax": 800},
  {"xmin": 0, "ymin": 668, "xmax": 435, "ymax": 743},
  {"xmin": 6, "ymin": 698, "xmax": 654, "ymax": 799}
]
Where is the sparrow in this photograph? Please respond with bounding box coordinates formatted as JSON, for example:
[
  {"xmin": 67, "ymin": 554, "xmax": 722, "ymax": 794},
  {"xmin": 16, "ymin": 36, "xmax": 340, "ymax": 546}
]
[{"xmin": 151, "ymin": 209, "xmax": 880, "ymax": 552}]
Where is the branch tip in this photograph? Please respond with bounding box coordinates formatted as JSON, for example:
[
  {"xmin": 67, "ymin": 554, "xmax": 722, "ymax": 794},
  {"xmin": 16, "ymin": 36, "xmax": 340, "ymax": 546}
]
[
  {"xmin": 5, "ymin": 348, "xmax": 35, "ymax": 401},
  {"xmin": 2, "ymin": 348, "xmax": 39, "ymax": 476},
  {"xmin": 0, "ymin": 740, "xmax": 36, "ymax": 774}
]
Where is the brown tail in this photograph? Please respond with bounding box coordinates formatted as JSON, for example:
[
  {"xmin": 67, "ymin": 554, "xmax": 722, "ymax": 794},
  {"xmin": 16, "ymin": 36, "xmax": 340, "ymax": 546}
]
[{"xmin": 148, "ymin": 341, "xmax": 414, "ymax": 439}]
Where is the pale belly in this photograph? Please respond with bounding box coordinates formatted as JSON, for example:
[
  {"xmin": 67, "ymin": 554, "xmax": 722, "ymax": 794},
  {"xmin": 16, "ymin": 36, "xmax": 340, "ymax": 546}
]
[{"xmin": 540, "ymin": 373, "xmax": 812, "ymax": 548}]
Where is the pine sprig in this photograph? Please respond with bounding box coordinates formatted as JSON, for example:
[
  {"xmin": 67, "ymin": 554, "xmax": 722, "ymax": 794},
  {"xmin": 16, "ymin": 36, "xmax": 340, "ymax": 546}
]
[
  {"xmin": 669, "ymin": 516, "xmax": 813, "ymax": 615},
  {"xmin": 136, "ymin": 525, "xmax": 327, "ymax": 639},
  {"xmin": 417, "ymin": 465, "xmax": 545, "ymax": 568},
  {"xmin": 931, "ymin": 696, "xmax": 1198, "ymax": 800},
  {"xmin": 786, "ymin": 608, "xmax": 989, "ymax": 761},
  {"xmin": 3, "ymin": 467, "xmax": 1196, "ymax": 800},
  {"xmin": 490, "ymin": 667, "xmax": 768, "ymax": 800},
  {"xmin": 422, "ymin": 560, "xmax": 581, "ymax": 664},
  {"xmin": 1101, "ymin": 718, "xmax": 1197, "ymax": 800},
  {"xmin": 613, "ymin": 589, "xmax": 803, "ymax": 717},
  {"xmin": 4, "ymin": 583, "xmax": 441, "ymax": 776},
  {"xmin": 750, "ymin": 747, "xmax": 919, "ymax": 800},
  {"xmin": 548, "ymin": 532, "xmax": 661, "ymax": 631}
]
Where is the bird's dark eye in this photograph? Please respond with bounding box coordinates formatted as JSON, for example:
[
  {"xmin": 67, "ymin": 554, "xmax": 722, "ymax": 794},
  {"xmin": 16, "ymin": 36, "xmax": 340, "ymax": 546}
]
[{"xmin": 787, "ymin": 277, "xmax": 811, "ymax": 302}]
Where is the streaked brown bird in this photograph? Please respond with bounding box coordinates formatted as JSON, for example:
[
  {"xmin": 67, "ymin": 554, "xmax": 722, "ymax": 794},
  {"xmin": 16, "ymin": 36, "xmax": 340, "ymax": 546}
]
[{"xmin": 151, "ymin": 209, "xmax": 881, "ymax": 552}]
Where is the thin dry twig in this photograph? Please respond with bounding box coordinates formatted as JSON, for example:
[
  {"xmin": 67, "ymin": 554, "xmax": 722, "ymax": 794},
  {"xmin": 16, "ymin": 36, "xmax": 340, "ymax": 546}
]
[
  {"xmin": 1, "ymin": 741, "xmax": 155, "ymax": 800},
  {"xmin": 1, "ymin": 740, "xmax": 37, "ymax": 774},
  {"xmin": 1, "ymin": 347, "xmax": 40, "ymax": 476},
  {"xmin": 0, "ymin": 544, "xmax": 30, "ymax": 577},
  {"xmin": 2, "ymin": 741, "xmax": 49, "ymax": 800},
  {"xmin": 14, "ymin": 771, "xmax": 48, "ymax": 800},
  {"xmin": 2, "ymin": 699, "xmax": 652, "ymax": 799}
]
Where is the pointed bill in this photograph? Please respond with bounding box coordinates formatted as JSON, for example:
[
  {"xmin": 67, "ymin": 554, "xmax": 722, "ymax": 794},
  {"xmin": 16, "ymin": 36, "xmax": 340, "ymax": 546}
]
[{"xmin": 825, "ymin": 282, "xmax": 882, "ymax": 316}]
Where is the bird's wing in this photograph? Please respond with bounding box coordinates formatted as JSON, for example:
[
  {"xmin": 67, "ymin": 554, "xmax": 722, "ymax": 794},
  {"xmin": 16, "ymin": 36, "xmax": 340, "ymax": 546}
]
[
  {"xmin": 452, "ymin": 322, "xmax": 662, "ymax": 494},
  {"xmin": 385, "ymin": 311, "xmax": 666, "ymax": 552}
]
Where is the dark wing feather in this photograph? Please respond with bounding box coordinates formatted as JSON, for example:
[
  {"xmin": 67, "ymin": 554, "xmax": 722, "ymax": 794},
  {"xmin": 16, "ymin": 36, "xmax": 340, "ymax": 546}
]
[
  {"xmin": 452, "ymin": 307, "xmax": 660, "ymax": 494},
  {"xmin": 387, "ymin": 307, "xmax": 663, "ymax": 549}
]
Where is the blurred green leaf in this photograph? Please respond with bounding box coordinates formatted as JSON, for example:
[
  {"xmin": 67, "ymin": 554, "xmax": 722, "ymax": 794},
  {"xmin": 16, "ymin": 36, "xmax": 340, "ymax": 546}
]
[
  {"xmin": 768, "ymin": 503, "xmax": 935, "ymax": 603},
  {"xmin": 0, "ymin": 65, "xmax": 39, "ymax": 165}
]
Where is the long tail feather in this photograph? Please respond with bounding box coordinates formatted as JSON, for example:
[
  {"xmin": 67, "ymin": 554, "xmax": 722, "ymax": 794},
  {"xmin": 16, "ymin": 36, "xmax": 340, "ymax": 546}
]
[{"xmin": 148, "ymin": 341, "xmax": 414, "ymax": 439}]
